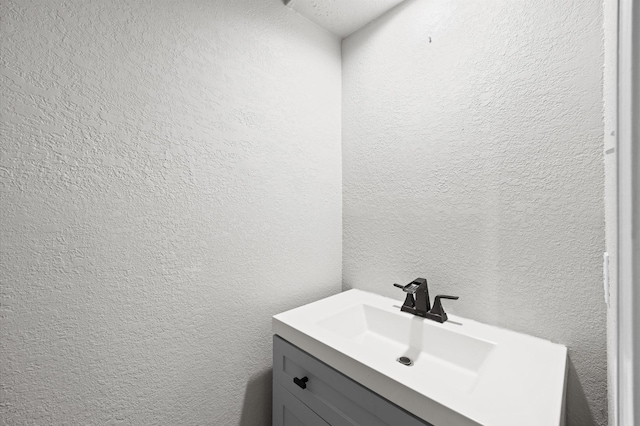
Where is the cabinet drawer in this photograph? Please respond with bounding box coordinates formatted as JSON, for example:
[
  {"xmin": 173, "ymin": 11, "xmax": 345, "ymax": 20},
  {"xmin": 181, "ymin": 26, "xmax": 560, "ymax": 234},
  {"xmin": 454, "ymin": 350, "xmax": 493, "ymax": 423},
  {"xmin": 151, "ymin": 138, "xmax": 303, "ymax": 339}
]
[
  {"xmin": 273, "ymin": 335, "xmax": 431, "ymax": 426},
  {"xmin": 273, "ymin": 382, "xmax": 330, "ymax": 426}
]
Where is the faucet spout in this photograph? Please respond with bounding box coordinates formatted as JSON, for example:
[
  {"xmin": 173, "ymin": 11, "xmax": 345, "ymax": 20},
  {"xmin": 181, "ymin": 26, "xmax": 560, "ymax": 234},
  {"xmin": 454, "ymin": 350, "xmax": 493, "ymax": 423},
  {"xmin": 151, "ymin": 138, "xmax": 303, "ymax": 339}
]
[{"xmin": 393, "ymin": 278, "xmax": 430, "ymax": 315}]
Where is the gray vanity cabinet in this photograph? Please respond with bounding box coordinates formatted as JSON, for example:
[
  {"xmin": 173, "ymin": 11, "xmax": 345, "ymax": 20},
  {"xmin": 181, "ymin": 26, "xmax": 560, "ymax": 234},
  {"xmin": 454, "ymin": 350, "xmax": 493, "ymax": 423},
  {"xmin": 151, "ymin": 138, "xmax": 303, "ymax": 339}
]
[{"xmin": 272, "ymin": 335, "xmax": 432, "ymax": 426}]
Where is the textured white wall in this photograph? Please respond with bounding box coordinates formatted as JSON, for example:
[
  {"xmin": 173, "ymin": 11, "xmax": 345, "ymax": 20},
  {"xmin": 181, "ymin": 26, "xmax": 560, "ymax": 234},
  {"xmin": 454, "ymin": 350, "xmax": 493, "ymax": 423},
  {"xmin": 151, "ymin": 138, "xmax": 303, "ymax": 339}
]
[
  {"xmin": 342, "ymin": 0, "xmax": 606, "ymax": 425},
  {"xmin": 0, "ymin": 0, "xmax": 342, "ymax": 424},
  {"xmin": 603, "ymin": 0, "xmax": 618, "ymax": 424}
]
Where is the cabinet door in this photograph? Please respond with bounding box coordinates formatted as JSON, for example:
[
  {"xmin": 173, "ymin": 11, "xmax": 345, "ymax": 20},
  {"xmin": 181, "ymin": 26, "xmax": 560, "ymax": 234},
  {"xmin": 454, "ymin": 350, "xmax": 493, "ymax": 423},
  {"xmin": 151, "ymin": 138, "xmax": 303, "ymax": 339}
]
[{"xmin": 273, "ymin": 382, "xmax": 330, "ymax": 426}]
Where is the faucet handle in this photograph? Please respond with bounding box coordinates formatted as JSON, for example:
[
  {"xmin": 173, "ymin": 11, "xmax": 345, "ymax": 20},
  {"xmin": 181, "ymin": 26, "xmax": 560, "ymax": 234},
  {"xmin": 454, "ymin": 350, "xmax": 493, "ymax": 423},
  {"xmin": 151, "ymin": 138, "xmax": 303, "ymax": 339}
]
[
  {"xmin": 434, "ymin": 295, "xmax": 459, "ymax": 301},
  {"xmin": 430, "ymin": 295, "xmax": 459, "ymax": 322}
]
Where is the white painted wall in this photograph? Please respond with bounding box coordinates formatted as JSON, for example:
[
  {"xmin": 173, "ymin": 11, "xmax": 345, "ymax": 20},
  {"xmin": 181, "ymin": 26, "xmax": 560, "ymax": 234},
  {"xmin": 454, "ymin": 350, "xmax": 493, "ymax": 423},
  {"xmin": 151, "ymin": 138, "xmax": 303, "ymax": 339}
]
[
  {"xmin": 0, "ymin": 0, "xmax": 342, "ymax": 424},
  {"xmin": 342, "ymin": 0, "xmax": 607, "ymax": 425}
]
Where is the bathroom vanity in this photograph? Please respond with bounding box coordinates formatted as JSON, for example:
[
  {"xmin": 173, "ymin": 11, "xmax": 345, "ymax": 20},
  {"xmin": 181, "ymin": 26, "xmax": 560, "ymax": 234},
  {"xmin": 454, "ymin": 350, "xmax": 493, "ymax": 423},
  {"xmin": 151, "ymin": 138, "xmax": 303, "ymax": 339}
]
[
  {"xmin": 273, "ymin": 335, "xmax": 430, "ymax": 426},
  {"xmin": 272, "ymin": 289, "xmax": 567, "ymax": 426}
]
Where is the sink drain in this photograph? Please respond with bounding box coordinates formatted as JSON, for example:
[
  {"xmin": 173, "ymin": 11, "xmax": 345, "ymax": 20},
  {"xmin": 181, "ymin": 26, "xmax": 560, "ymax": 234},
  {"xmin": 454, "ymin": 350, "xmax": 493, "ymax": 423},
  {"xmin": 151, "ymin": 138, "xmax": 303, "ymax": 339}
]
[{"xmin": 397, "ymin": 356, "xmax": 413, "ymax": 366}]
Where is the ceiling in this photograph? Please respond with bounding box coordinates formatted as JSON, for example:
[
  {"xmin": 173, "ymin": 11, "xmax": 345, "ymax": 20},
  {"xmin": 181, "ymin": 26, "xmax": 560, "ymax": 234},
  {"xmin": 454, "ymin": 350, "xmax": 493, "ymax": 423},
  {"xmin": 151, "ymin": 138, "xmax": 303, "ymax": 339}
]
[{"xmin": 283, "ymin": 0, "xmax": 406, "ymax": 38}]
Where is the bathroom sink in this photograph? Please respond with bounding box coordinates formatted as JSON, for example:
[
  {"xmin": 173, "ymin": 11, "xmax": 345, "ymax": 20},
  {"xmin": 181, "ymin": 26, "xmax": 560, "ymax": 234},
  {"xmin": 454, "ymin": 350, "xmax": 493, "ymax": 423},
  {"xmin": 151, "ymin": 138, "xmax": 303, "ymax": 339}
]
[
  {"xmin": 316, "ymin": 304, "xmax": 495, "ymax": 393},
  {"xmin": 273, "ymin": 289, "xmax": 567, "ymax": 426}
]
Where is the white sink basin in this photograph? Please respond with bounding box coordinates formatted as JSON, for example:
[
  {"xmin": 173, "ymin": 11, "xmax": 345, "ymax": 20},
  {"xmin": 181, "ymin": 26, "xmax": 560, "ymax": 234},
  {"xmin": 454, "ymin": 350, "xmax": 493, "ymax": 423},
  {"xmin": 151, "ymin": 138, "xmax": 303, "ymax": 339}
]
[
  {"xmin": 273, "ymin": 289, "xmax": 567, "ymax": 426},
  {"xmin": 317, "ymin": 304, "xmax": 496, "ymax": 393}
]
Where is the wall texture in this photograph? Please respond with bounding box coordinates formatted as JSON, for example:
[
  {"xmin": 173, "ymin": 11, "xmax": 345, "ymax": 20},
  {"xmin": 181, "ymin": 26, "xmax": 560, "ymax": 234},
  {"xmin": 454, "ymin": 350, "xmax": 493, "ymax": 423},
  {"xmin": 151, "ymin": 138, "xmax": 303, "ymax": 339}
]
[
  {"xmin": 603, "ymin": 0, "xmax": 618, "ymax": 424},
  {"xmin": 342, "ymin": 0, "xmax": 606, "ymax": 425},
  {"xmin": 0, "ymin": 0, "xmax": 342, "ymax": 424}
]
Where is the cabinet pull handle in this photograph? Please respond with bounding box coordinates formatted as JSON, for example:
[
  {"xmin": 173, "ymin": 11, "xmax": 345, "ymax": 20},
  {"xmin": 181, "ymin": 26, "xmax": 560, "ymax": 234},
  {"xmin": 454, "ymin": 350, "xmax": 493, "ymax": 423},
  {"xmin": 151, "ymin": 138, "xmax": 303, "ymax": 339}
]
[{"xmin": 293, "ymin": 376, "xmax": 309, "ymax": 389}]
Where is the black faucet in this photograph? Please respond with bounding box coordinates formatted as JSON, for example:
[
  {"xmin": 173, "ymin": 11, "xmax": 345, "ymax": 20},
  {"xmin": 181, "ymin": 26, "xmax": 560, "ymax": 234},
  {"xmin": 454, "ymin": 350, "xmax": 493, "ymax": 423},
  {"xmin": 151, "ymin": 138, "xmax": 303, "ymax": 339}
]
[{"xmin": 393, "ymin": 278, "xmax": 458, "ymax": 323}]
